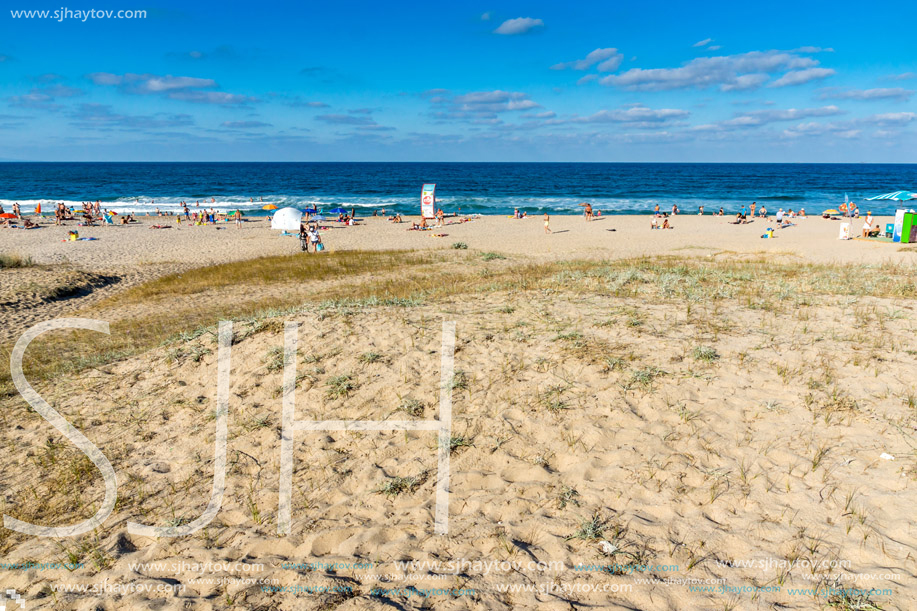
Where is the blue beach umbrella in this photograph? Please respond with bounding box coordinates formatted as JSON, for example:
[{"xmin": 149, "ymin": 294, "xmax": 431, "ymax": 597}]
[
  {"xmin": 865, "ymin": 191, "xmax": 917, "ymax": 201},
  {"xmin": 329, "ymin": 207, "xmax": 348, "ymax": 214},
  {"xmin": 303, "ymin": 208, "xmax": 318, "ymax": 214},
  {"xmin": 311, "ymin": 214, "xmax": 326, "ymax": 222}
]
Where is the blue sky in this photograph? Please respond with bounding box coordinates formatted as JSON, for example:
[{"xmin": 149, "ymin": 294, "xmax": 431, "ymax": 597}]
[{"xmin": 0, "ymin": 0, "xmax": 915, "ymax": 161}]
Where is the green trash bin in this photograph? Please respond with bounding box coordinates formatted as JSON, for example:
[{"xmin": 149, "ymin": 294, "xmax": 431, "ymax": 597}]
[{"xmin": 903, "ymin": 213, "xmax": 917, "ymax": 243}]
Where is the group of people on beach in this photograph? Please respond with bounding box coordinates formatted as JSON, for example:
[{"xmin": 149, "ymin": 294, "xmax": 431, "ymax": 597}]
[
  {"xmin": 297, "ymin": 220, "xmax": 323, "ymax": 252},
  {"xmin": 0, "ymin": 201, "xmax": 36, "ymax": 229}
]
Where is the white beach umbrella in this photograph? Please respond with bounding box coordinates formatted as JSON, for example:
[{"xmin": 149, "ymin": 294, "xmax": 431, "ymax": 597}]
[
  {"xmin": 270, "ymin": 207, "xmax": 303, "ymax": 231},
  {"xmin": 865, "ymin": 191, "xmax": 916, "ymax": 202}
]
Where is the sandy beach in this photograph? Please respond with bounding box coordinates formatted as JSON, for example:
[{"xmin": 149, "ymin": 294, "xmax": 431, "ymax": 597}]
[
  {"xmin": 0, "ymin": 213, "xmax": 909, "ymax": 270},
  {"xmin": 1, "ymin": 208, "xmax": 916, "ymax": 610}
]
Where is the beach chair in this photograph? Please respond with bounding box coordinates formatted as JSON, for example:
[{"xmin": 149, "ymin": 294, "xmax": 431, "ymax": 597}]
[{"xmin": 103, "ymin": 214, "xmax": 115, "ymax": 225}]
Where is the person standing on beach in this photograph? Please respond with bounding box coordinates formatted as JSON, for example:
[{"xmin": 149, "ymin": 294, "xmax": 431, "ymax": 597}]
[
  {"xmin": 584, "ymin": 203, "xmax": 593, "ymax": 221},
  {"xmin": 544, "ymin": 213, "xmax": 551, "ymax": 234},
  {"xmin": 12, "ymin": 202, "xmax": 20, "ymax": 218},
  {"xmin": 750, "ymin": 202, "xmax": 756, "ymax": 218},
  {"xmin": 654, "ymin": 204, "xmax": 660, "ymax": 215},
  {"xmin": 698, "ymin": 205, "xmax": 704, "ymax": 215},
  {"xmin": 862, "ymin": 211, "xmax": 873, "ymax": 238}
]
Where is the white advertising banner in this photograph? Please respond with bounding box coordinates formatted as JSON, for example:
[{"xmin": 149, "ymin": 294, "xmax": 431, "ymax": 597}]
[{"xmin": 421, "ymin": 184, "xmax": 436, "ymax": 218}]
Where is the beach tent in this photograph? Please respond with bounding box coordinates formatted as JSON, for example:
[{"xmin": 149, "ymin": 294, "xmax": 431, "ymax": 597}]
[
  {"xmin": 866, "ymin": 191, "xmax": 916, "ymax": 201},
  {"xmin": 270, "ymin": 207, "xmax": 303, "ymax": 231}
]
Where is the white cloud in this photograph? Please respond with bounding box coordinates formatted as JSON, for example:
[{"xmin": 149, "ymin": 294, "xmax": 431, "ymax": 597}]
[
  {"xmin": 574, "ymin": 105, "xmax": 689, "ymax": 123},
  {"xmin": 868, "ymin": 112, "xmax": 917, "ymax": 125},
  {"xmin": 768, "ymin": 67, "xmax": 834, "ymax": 87},
  {"xmin": 170, "ymin": 91, "xmax": 256, "ymax": 105},
  {"xmin": 552, "ymin": 48, "xmax": 622, "ymax": 72},
  {"xmin": 792, "ymin": 46, "xmax": 834, "ymax": 53},
  {"xmin": 493, "ymin": 17, "xmax": 544, "ymax": 35},
  {"xmin": 87, "ymin": 72, "xmax": 254, "ymax": 105},
  {"xmin": 480, "ymin": 12, "xmax": 491, "ymax": 21},
  {"xmin": 428, "ymin": 90, "xmax": 540, "ymax": 123},
  {"xmin": 88, "ymin": 72, "xmax": 217, "ymax": 92},
  {"xmin": 222, "ymin": 121, "xmax": 272, "ymax": 129},
  {"xmin": 577, "ymin": 74, "xmax": 598, "ymax": 85},
  {"xmin": 694, "ymin": 105, "xmax": 844, "ymax": 132},
  {"xmin": 782, "ymin": 122, "xmax": 859, "ymax": 138},
  {"xmin": 601, "ymin": 49, "xmax": 823, "ymax": 91},
  {"xmin": 693, "ymin": 38, "xmax": 712, "ymax": 47},
  {"xmin": 819, "ymin": 87, "xmax": 912, "ymax": 102},
  {"xmin": 720, "ymin": 74, "xmax": 770, "ymax": 91},
  {"xmin": 886, "ymin": 72, "xmax": 915, "ymax": 81},
  {"xmin": 708, "ymin": 45, "xmax": 722, "ymax": 51}
]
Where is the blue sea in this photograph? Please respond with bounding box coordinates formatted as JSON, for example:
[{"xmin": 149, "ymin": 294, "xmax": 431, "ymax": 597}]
[{"xmin": 0, "ymin": 162, "xmax": 915, "ymax": 216}]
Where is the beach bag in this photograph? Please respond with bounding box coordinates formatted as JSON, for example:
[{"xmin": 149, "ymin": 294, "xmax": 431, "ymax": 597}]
[{"xmin": 316, "ymin": 243, "xmax": 324, "ymax": 252}]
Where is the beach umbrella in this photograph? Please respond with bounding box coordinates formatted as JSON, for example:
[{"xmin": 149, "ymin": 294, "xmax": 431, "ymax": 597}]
[
  {"xmin": 262, "ymin": 203, "xmax": 279, "ymax": 210},
  {"xmin": 303, "ymin": 208, "xmax": 318, "ymax": 214},
  {"xmin": 270, "ymin": 207, "xmax": 303, "ymax": 231},
  {"xmin": 311, "ymin": 214, "xmax": 326, "ymax": 222},
  {"xmin": 865, "ymin": 191, "xmax": 916, "ymax": 201},
  {"xmin": 329, "ymin": 207, "xmax": 348, "ymax": 214},
  {"xmin": 35, "ymin": 203, "xmax": 41, "ymax": 215},
  {"xmin": 823, "ymin": 209, "xmax": 840, "ymax": 215}
]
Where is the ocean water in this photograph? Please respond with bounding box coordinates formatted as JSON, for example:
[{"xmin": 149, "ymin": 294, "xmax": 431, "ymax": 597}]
[{"xmin": 0, "ymin": 162, "xmax": 915, "ymax": 216}]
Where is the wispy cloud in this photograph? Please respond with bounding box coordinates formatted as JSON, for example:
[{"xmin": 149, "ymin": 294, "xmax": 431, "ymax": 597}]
[
  {"xmin": 693, "ymin": 38, "xmax": 712, "ymax": 47},
  {"xmin": 493, "ymin": 17, "xmax": 543, "ymax": 35},
  {"xmin": 867, "ymin": 112, "xmax": 917, "ymax": 125},
  {"xmin": 885, "ymin": 72, "xmax": 916, "ymax": 81},
  {"xmin": 426, "ymin": 89, "xmax": 539, "ymax": 124},
  {"xmin": 694, "ymin": 105, "xmax": 844, "ymax": 131},
  {"xmin": 768, "ymin": 67, "xmax": 834, "ymax": 87},
  {"xmin": 69, "ymin": 103, "xmax": 195, "ymax": 131},
  {"xmin": 167, "ymin": 46, "xmax": 244, "ymax": 61},
  {"xmin": 601, "ymin": 49, "xmax": 829, "ymax": 91},
  {"xmin": 87, "ymin": 72, "xmax": 255, "ymax": 105},
  {"xmin": 221, "ymin": 120, "xmax": 272, "ymax": 129},
  {"xmin": 571, "ymin": 104, "xmax": 689, "ymax": 125},
  {"xmin": 267, "ymin": 93, "xmax": 329, "ymax": 108},
  {"xmin": 819, "ymin": 87, "xmax": 913, "ymax": 102},
  {"xmin": 480, "ymin": 11, "xmax": 491, "ymax": 21},
  {"xmin": 8, "ymin": 85, "xmax": 84, "ymax": 109},
  {"xmin": 316, "ymin": 114, "xmax": 376, "ymax": 125},
  {"xmin": 551, "ymin": 48, "xmax": 622, "ymax": 72}
]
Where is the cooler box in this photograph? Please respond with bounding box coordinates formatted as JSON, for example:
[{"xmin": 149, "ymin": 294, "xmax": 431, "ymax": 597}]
[{"xmin": 902, "ymin": 213, "xmax": 917, "ymax": 243}]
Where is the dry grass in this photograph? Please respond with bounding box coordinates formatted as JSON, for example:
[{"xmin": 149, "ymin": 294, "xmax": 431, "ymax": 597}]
[
  {"xmin": 0, "ymin": 252, "xmax": 34, "ymax": 269},
  {"xmin": 2, "ymin": 252, "xmax": 915, "ymax": 399}
]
